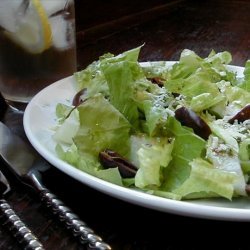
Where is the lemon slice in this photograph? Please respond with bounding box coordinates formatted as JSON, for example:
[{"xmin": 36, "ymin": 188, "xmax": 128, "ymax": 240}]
[{"xmin": 5, "ymin": 0, "xmax": 52, "ymax": 54}]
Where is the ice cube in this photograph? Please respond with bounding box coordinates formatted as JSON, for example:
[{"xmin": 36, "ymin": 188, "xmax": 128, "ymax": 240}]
[
  {"xmin": 50, "ymin": 15, "xmax": 73, "ymax": 49},
  {"xmin": 0, "ymin": 0, "xmax": 22, "ymax": 32},
  {"xmin": 41, "ymin": 0, "xmax": 69, "ymax": 17}
]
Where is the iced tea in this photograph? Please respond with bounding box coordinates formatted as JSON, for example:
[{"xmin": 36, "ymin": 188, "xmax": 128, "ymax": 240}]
[{"xmin": 0, "ymin": 0, "xmax": 77, "ymax": 110}]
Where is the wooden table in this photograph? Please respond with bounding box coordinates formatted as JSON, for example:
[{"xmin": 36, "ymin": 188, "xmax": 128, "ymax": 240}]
[{"xmin": 1, "ymin": 0, "xmax": 250, "ymax": 249}]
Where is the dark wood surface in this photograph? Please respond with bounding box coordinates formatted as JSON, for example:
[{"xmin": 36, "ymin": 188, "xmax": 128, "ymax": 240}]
[{"xmin": 1, "ymin": 0, "xmax": 250, "ymax": 249}]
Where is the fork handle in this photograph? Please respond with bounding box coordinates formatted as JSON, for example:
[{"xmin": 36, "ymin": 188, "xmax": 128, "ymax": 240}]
[
  {"xmin": 27, "ymin": 170, "xmax": 111, "ymax": 249},
  {"xmin": 40, "ymin": 189, "xmax": 111, "ymax": 250},
  {"xmin": 0, "ymin": 199, "xmax": 44, "ymax": 250}
]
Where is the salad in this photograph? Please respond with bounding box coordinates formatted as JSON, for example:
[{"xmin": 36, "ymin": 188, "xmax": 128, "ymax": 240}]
[{"xmin": 53, "ymin": 46, "xmax": 250, "ymax": 201}]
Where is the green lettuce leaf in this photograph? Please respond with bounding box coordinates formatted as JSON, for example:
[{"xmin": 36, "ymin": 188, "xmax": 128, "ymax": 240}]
[
  {"xmin": 74, "ymin": 94, "xmax": 131, "ymax": 158},
  {"xmin": 164, "ymin": 49, "xmax": 236, "ymax": 115},
  {"xmin": 238, "ymin": 60, "xmax": 250, "ymax": 91},
  {"xmin": 55, "ymin": 143, "xmax": 102, "ymax": 177},
  {"xmin": 239, "ymin": 139, "xmax": 250, "ymax": 173},
  {"xmin": 206, "ymin": 135, "xmax": 246, "ymax": 196},
  {"xmin": 173, "ymin": 158, "xmax": 237, "ymax": 200},
  {"xmin": 146, "ymin": 190, "xmax": 181, "ymax": 200},
  {"xmin": 162, "ymin": 117, "xmax": 206, "ymax": 191},
  {"xmin": 55, "ymin": 103, "xmax": 73, "ymax": 121},
  {"xmin": 134, "ymin": 137, "xmax": 174, "ymax": 188},
  {"xmin": 74, "ymin": 46, "xmax": 143, "ymax": 100},
  {"xmin": 100, "ymin": 46, "xmax": 149, "ymax": 128},
  {"xmin": 168, "ymin": 49, "xmax": 202, "ymax": 80},
  {"xmin": 224, "ymin": 85, "xmax": 250, "ymax": 112},
  {"xmin": 142, "ymin": 94, "xmax": 174, "ymax": 136},
  {"xmin": 55, "ymin": 144, "xmax": 123, "ymax": 185},
  {"xmin": 97, "ymin": 168, "xmax": 123, "ymax": 186},
  {"xmin": 74, "ymin": 59, "xmax": 109, "ymax": 99},
  {"xmin": 190, "ymin": 92, "xmax": 226, "ymax": 113},
  {"xmin": 53, "ymin": 108, "xmax": 79, "ymax": 144},
  {"xmin": 102, "ymin": 60, "xmax": 142, "ymax": 127}
]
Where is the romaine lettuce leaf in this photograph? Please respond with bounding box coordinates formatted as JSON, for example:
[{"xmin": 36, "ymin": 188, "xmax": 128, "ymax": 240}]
[
  {"xmin": 100, "ymin": 46, "xmax": 150, "ymax": 128},
  {"xmin": 142, "ymin": 96, "xmax": 174, "ymax": 136},
  {"xmin": 101, "ymin": 60, "xmax": 142, "ymax": 127},
  {"xmin": 173, "ymin": 158, "xmax": 237, "ymax": 200},
  {"xmin": 97, "ymin": 168, "xmax": 123, "ymax": 186},
  {"xmin": 239, "ymin": 138, "xmax": 250, "ymax": 173},
  {"xmin": 134, "ymin": 137, "xmax": 174, "ymax": 188},
  {"xmin": 167, "ymin": 49, "xmax": 202, "ymax": 80},
  {"xmin": 146, "ymin": 189, "xmax": 181, "ymax": 200},
  {"xmin": 162, "ymin": 117, "xmax": 206, "ymax": 191},
  {"xmin": 74, "ymin": 46, "xmax": 143, "ymax": 100},
  {"xmin": 74, "ymin": 59, "xmax": 109, "ymax": 99},
  {"xmin": 190, "ymin": 92, "xmax": 226, "ymax": 113},
  {"xmin": 74, "ymin": 94, "xmax": 131, "ymax": 158},
  {"xmin": 164, "ymin": 49, "xmax": 237, "ymax": 115},
  {"xmin": 54, "ymin": 108, "xmax": 79, "ymax": 144},
  {"xmin": 55, "ymin": 103, "xmax": 73, "ymax": 121},
  {"xmin": 224, "ymin": 85, "xmax": 250, "ymax": 113},
  {"xmin": 55, "ymin": 144, "xmax": 123, "ymax": 185},
  {"xmin": 206, "ymin": 136, "xmax": 246, "ymax": 196},
  {"xmin": 238, "ymin": 60, "xmax": 250, "ymax": 91}
]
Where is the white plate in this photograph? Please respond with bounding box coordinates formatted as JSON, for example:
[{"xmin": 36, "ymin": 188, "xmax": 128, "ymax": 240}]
[{"xmin": 23, "ymin": 62, "xmax": 250, "ymax": 221}]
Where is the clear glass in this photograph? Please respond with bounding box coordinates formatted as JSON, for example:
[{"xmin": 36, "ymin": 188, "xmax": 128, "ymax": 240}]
[{"xmin": 0, "ymin": 0, "xmax": 77, "ymax": 111}]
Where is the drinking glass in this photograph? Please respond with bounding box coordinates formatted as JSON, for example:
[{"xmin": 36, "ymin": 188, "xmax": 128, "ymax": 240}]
[{"xmin": 0, "ymin": 0, "xmax": 77, "ymax": 111}]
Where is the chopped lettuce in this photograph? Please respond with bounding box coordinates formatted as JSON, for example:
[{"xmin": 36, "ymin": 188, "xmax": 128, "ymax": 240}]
[
  {"xmin": 74, "ymin": 59, "xmax": 109, "ymax": 99},
  {"xmin": 97, "ymin": 168, "xmax": 123, "ymax": 186},
  {"xmin": 101, "ymin": 60, "xmax": 141, "ymax": 127},
  {"xmin": 54, "ymin": 46, "xmax": 250, "ymax": 202},
  {"xmin": 134, "ymin": 137, "xmax": 174, "ymax": 188},
  {"xmin": 54, "ymin": 108, "xmax": 79, "ymax": 144},
  {"xmin": 55, "ymin": 144, "xmax": 123, "ymax": 185},
  {"xmin": 142, "ymin": 93, "xmax": 174, "ymax": 136},
  {"xmin": 173, "ymin": 158, "xmax": 237, "ymax": 200},
  {"xmin": 238, "ymin": 60, "xmax": 250, "ymax": 91},
  {"xmin": 239, "ymin": 139, "xmax": 250, "ymax": 173},
  {"xmin": 161, "ymin": 117, "xmax": 206, "ymax": 191},
  {"xmin": 74, "ymin": 94, "xmax": 131, "ymax": 158},
  {"xmin": 206, "ymin": 136, "xmax": 246, "ymax": 196}
]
